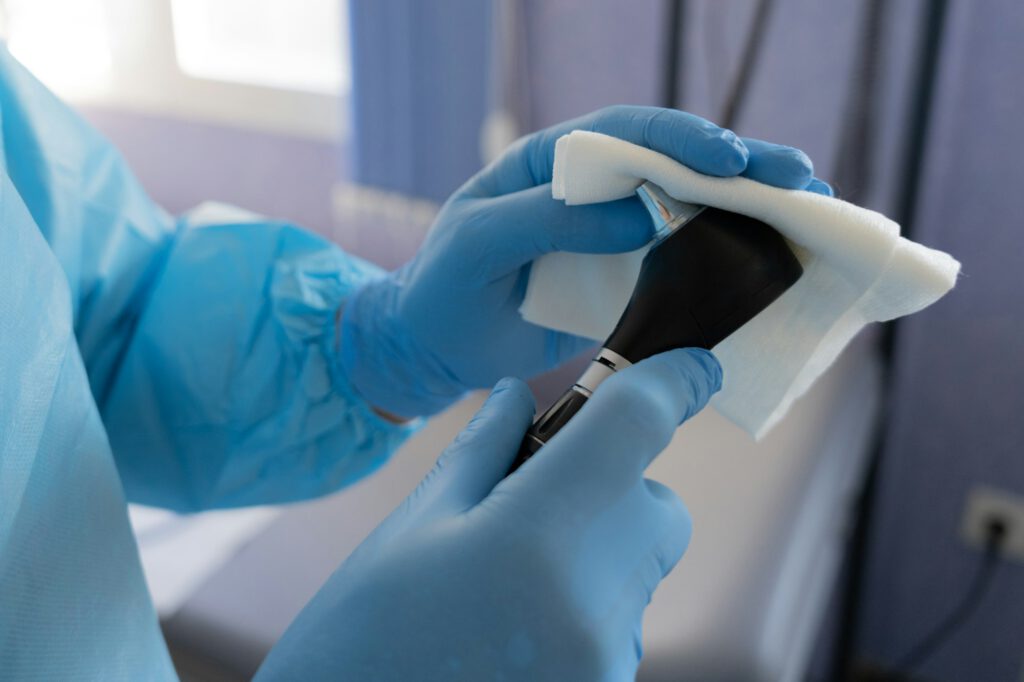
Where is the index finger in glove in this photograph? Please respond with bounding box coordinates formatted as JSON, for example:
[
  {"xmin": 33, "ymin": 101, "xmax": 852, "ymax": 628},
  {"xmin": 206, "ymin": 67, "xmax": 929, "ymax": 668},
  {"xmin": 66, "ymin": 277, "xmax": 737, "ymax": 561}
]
[
  {"xmin": 451, "ymin": 184, "xmax": 655, "ymax": 280},
  {"xmin": 462, "ymin": 106, "xmax": 749, "ymax": 199}
]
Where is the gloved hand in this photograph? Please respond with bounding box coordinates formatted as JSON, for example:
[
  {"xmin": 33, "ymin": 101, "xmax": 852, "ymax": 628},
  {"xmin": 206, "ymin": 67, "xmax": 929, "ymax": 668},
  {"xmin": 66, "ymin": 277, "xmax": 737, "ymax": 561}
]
[
  {"xmin": 340, "ymin": 105, "xmax": 828, "ymax": 418},
  {"xmin": 257, "ymin": 348, "xmax": 721, "ymax": 682}
]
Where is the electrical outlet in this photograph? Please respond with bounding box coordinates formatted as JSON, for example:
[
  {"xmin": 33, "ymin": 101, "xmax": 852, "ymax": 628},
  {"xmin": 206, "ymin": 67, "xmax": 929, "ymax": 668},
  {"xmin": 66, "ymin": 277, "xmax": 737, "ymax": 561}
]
[{"xmin": 960, "ymin": 485, "xmax": 1024, "ymax": 563}]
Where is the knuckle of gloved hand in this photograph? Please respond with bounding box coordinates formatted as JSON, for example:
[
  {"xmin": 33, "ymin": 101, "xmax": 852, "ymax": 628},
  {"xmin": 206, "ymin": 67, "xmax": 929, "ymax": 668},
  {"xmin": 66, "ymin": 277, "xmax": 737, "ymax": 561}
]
[
  {"xmin": 552, "ymin": 609, "xmax": 619, "ymax": 677},
  {"xmin": 643, "ymin": 477, "xmax": 683, "ymax": 508},
  {"xmin": 582, "ymin": 630, "xmax": 620, "ymax": 675},
  {"xmin": 500, "ymin": 132, "xmax": 531, "ymax": 162},
  {"xmin": 642, "ymin": 481, "xmax": 692, "ymax": 574},
  {"xmin": 656, "ymin": 488, "xmax": 692, "ymax": 546},
  {"xmin": 457, "ymin": 198, "xmax": 499, "ymax": 237},
  {"xmin": 519, "ymin": 132, "xmax": 554, "ymax": 185},
  {"xmin": 649, "ymin": 535, "xmax": 686, "ymax": 587}
]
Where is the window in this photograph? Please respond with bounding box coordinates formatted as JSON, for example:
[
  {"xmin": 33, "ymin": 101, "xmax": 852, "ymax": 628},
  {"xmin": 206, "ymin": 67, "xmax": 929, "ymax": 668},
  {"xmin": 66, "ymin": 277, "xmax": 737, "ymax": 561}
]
[
  {"xmin": 170, "ymin": 0, "xmax": 349, "ymax": 96},
  {"xmin": 0, "ymin": 0, "xmax": 349, "ymax": 140},
  {"xmin": 2, "ymin": 0, "xmax": 113, "ymax": 100}
]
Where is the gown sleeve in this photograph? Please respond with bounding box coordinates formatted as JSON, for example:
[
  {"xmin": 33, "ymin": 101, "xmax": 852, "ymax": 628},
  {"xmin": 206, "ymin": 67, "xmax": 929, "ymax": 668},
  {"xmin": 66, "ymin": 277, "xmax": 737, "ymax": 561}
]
[{"xmin": 0, "ymin": 47, "xmax": 413, "ymax": 513}]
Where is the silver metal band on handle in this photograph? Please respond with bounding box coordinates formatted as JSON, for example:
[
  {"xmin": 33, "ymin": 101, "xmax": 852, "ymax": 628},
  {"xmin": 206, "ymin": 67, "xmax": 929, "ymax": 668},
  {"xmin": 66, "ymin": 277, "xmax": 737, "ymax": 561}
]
[
  {"xmin": 574, "ymin": 347, "xmax": 633, "ymax": 396},
  {"xmin": 635, "ymin": 182, "xmax": 705, "ymax": 243}
]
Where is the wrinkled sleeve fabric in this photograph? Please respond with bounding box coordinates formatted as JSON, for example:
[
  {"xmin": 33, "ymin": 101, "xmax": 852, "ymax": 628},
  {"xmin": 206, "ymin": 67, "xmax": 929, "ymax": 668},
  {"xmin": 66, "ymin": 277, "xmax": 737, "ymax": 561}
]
[
  {"xmin": 104, "ymin": 213, "xmax": 414, "ymax": 511},
  {"xmin": 0, "ymin": 48, "xmax": 411, "ymax": 513}
]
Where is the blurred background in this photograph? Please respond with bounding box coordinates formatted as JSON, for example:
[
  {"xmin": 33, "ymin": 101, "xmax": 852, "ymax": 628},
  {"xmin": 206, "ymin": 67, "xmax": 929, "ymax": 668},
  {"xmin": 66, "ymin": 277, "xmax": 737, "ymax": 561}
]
[{"xmin": 1, "ymin": 1, "xmax": 1021, "ymax": 680}]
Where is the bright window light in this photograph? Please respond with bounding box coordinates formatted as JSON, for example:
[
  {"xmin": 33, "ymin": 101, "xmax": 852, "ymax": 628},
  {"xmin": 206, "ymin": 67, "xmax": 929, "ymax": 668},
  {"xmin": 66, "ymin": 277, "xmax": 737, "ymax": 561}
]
[
  {"xmin": 3, "ymin": 0, "xmax": 113, "ymax": 99},
  {"xmin": 170, "ymin": 0, "xmax": 350, "ymax": 96}
]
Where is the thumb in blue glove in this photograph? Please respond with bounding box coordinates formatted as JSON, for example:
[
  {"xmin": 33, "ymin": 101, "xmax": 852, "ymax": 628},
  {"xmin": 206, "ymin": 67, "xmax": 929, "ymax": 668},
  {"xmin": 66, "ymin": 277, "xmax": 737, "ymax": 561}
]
[{"xmin": 256, "ymin": 347, "xmax": 722, "ymax": 681}]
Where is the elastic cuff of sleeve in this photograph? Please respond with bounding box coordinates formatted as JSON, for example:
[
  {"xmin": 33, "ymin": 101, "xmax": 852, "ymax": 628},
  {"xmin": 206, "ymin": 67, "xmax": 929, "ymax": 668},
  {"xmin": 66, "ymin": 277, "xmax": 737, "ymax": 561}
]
[
  {"xmin": 325, "ymin": 303, "xmax": 424, "ymax": 442},
  {"xmin": 271, "ymin": 244, "xmax": 423, "ymax": 446},
  {"xmin": 338, "ymin": 277, "xmax": 467, "ymax": 419}
]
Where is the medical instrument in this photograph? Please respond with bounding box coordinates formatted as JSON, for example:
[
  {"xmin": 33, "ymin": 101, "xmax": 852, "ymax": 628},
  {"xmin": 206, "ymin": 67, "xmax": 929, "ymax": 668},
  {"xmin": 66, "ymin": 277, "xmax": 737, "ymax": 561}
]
[{"xmin": 509, "ymin": 181, "xmax": 803, "ymax": 471}]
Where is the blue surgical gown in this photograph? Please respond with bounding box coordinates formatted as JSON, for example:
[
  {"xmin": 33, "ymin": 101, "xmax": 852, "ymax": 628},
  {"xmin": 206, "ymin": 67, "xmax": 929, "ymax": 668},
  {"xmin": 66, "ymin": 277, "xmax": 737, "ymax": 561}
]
[{"xmin": 0, "ymin": 48, "xmax": 410, "ymax": 679}]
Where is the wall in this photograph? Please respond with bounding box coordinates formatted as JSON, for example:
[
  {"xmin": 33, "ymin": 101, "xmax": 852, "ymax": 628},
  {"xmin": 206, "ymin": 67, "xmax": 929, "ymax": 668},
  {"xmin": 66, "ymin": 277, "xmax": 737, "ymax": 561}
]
[{"xmin": 82, "ymin": 108, "xmax": 341, "ymax": 237}]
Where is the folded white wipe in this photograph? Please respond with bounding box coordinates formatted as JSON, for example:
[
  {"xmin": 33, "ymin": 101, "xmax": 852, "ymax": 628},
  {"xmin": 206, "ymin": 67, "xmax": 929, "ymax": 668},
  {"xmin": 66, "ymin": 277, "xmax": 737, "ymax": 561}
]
[{"xmin": 520, "ymin": 131, "xmax": 961, "ymax": 438}]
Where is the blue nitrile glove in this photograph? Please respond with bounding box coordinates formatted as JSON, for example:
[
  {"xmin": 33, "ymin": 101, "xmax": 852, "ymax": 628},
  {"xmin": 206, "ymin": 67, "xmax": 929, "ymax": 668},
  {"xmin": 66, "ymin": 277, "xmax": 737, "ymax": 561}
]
[
  {"xmin": 256, "ymin": 348, "xmax": 722, "ymax": 682},
  {"xmin": 340, "ymin": 106, "xmax": 828, "ymax": 418}
]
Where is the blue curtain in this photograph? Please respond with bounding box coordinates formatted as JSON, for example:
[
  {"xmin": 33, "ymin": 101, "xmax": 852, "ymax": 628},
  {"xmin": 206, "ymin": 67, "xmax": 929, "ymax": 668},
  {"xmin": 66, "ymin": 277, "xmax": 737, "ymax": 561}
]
[{"xmin": 347, "ymin": 0, "xmax": 493, "ymax": 203}]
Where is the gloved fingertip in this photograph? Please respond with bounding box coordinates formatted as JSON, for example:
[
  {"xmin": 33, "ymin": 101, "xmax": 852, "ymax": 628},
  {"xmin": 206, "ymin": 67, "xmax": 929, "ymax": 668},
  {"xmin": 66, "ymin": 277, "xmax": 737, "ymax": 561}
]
[
  {"xmin": 638, "ymin": 348, "xmax": 723, "ymax": 425},
  {"xmin": 805, "ymin": 178, "xmax": 834, "ymax": 196},
  {"xmin": 787, "ymin": 146, "xmax": 814, "ymax": 171},
  {"xmin": 744, "ymin": 145, "xmax": 815, "ymax": 189},
  {"xmin": 450, "ymin": 378, "xmax": 534, "ymax": 456},
  {"xmin": 680, "ymin": 348, "xmax": 723, "ymax": 394},
  {"xmin": 772, "ymin": 147, "xmax": 814, "ymax": 186},
  {"xmin": 492, "ymin": 376, "xmax": 517, "ymax": 393},
  {"xmin": 488, "ymin": 377, "xmax": 536, "ymax": 412}
]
